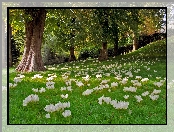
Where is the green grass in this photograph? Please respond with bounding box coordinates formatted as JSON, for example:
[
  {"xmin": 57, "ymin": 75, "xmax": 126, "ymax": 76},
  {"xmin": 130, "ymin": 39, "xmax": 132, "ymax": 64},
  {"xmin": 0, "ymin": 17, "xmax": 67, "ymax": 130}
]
[{"xmin": 9, "ymin": 40, "xmax": 166, "ymax": 124}]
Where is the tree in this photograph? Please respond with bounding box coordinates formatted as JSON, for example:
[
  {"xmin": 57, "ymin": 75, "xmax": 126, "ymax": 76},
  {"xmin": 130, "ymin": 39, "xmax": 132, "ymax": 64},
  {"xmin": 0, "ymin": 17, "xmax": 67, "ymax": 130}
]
[
  {"xmin": 15, "ymin": 9, "xmax": 47, "ymax": 72},
  {"xmin": 94, "ymin": 9, "xmax": 110, "ymax": 61}
]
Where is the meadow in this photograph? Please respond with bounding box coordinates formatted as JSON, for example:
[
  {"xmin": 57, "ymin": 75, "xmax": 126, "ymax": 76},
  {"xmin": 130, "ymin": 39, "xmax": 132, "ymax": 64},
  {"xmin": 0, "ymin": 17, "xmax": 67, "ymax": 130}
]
[{"xmin": 9, "ymin": 40, "xmax": 166, "ymax": 124}]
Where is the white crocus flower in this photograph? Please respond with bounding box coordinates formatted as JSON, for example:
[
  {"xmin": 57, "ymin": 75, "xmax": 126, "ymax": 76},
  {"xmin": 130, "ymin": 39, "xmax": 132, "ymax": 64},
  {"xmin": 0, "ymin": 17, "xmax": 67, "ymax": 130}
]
[
  {"xmin": 121, "ymin": 78, "xmax": 128, "ymax": 85},
  {"xmin": 141, "ymin": 91, "xmax": 149, "ymax": 96},
  {"xmin": 105, "ymin": 73, "xmax": 110, "ymax": 77},
  {"xmin": 131, "ymin": 80, "xmax": 139, "ymax": 84},
  {"xmin": 82, "ymin": 75, "xmax": 90, "ymax": 82},
  {"xmin": 153, "ymin": 82, "xmax": 163, "ymax": 87},
  {"xmin": 76, "ymin": 81, "xmax": 84, "ymax": 87},
  {"xmin": 32, "ymin": 74, "xmax": 43, "ymax": 79},
  {"xmin": 9, "ymin": 83, "xmax": 17, "ymax": 88},
  {"xmin": 67, "ymin": 86, "xmax": 73, "ymax": 91},
  {"xmin": 136, "ymin": 76, "xmax": 142, "ymax": 80},
  {"xmin": 32, "ymin": 88, "xmax": 39, "ymax": 92},
  {"xmin": 46, "ymin": 77, "xmax": 54, "ymax": 81},
  {"xmin": 123, "ymin": 86, "xmax": 137, "ymax": 92},
  {"xmin": 108, "ymin": 89, "xmax": 111, "ymax": 92},
  {"xmin": 141, "ymin": 78, "xmax": 149, "ymax": 82},
  {"xmin": 100, "ymin": 80, "xmax": 110, "ymax": 84},
  {"xmin": 19, "ymin": 74, "xmax": 25, "ymax": 79},
  {"xmin": 87, "ymin": 84, "xmax": 90, "ymax": 86},
  {"xmin": 98, "ymin": 95, "xmax": 104, "ymax": 105},
  {"xmin": 149, "ymin": 94, "xmax": 159, "ymax": 101},
  {"xmin": 134, "ymin": 95, "xmax": 143, "ymax": 102},
  {"xmin": 61, "ymin": 94, "xmax": 68, "ymax": 99},
  {"xmin": 82, "ymin": 89, "xmax": 93, "ymax": 96},
  {"xmin": 44, "ymin": 104, "xmax": 56, "ymax": 113},
  {"xmin": 39, "ymin": 87, "xmax": 46, "ymax": 93},
  {"xmin": 45, "ymin": 113, "xmax": 51, "ymax": 118},
  {"xmin": 111, "ymin": 82, "xmax": 118, "ymax": 87},
  {"xmin": 156, "ymin": 77, "xmax": 161, "ymax": 79},
  {"xmin": 152, "ymin": 89, "xmax": 161, "ymax": 94},
  {"xmin": 46, "ymin": 81, "xmax": 55, "ymax": 89},
  {"xmin": 96, "ymin": 74, "xmax": 102, "ymax": 78},
  {"xmin": 65, "ymin": 80, "xmax": 71, "ymax": 86},
  {"xmin": 60, "ymin": 87, "xmax": 67, "ymax": 91},
  {"xmin": 102, "ymin": 97, "xmax": 112, "ymax": 104},
  {"xmin": 14, "ymin": 77, "xmax": 22, "ymax": 83},
  {"xmin": 62, "ymin": 110, "xmax": 71, "ymax": 117},
  {"xmin": 133, "ymin": 82, "xmax": 142, "ymax": 87},
  {"xmin": 123, "ymin": 95, "xmax": 129, "ymax": 99}
]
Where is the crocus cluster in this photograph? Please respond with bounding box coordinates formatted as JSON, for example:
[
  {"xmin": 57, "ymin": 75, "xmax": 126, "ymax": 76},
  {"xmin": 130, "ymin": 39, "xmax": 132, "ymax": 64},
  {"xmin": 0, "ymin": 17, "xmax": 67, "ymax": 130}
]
[
  {"xmin": 111, "ymin": 100, "xmax": 129, "ymax": 109},
  {"xmin": 23, "ymin": 94, "xmax": 39, "ymax": 106},
  {"xmin": 149, "ymin": 94, "xmax": 159, "ymax": 101},
  {"xmin": 141, "ymin": 78, "xmax": 149, "ymax": 82},
  {"xmin": 76, "ymin": 81, "xmax": 84, "ymax": 87},
  {"xmin": 14, "ymin": 77, "xmax": 22, "ymax": 83},
  {"xmin": 98, "ymin": 95, "xmax": 129, "ymax": 109},
  {"xmin": 153, "ymin": 81, "xmax": 164, "ymax": 88},
  {"xmin": 82, "ymin": 89, "xmax": 94, "ymax": 96},
  {"xmin": 149, "ymin": 89, "xmax": 161, "ymax": 101},
  {"xmin": 46, "ymin": 74, "xmax": 57, "ymax": 81},
  {"xmin": 111, "ymin": 82, "xmax": 118, "ymax": 87},
  {"xmin": 120, "ymin": 78, "xmax": 128, "ymax": 85},
  {"xmin": 141, "ymin": 91, "xmax": 149, "ymax": 96},
  {"xmin": 46, "ymin": 81, "xmax": 55, "ymax": 89},
  {"xmin": 44, "ymin": 101, "xmax": 70, "ymax": 113},
  {"xmin": 9, "ymin": 83, "xmax": 17, "ymax": 88},
  {"xmin": 125, "ymin": 71, "xmax": 133, "ymax": 77},
  {"xmin": 60, "ymin": 86, "xmax": 73, "ymax": 91},
  {"xmin": 152, "ymin": 89, "xmax": 161, "ymax": 94},
  {"xmin": 32, "ymin": 87, "xmax": 46, "ymax": 93},
  {"xmin": 31, "ymin": 74, "xmax": 43, "ymax": 79},
  {"xmin": 123, "ymin": 86, "xmax": 137, "ymax": 92},
  {"xmin": 82, "ymin": 75, "xmax": 90, "ymax": 82},
  {"xmin": 96, "ymin": 74, "xmax": 102, "ymax": 79}
]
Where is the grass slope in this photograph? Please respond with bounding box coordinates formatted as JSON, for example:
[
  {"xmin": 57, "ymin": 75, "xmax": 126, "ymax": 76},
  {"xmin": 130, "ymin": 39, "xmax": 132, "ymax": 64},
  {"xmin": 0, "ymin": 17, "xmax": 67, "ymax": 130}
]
[{"xmin": 9, "ymin": 40, "xmax": 166, "ymax": 124}]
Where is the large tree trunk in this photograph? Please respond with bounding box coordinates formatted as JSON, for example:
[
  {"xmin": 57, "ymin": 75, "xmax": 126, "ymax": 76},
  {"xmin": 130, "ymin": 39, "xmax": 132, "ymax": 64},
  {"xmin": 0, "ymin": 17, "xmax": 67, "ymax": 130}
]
[
  {"xmin": 9, "ymin": 24, "xmax": 12, "ymax": 67},
  {"xmin": 16, "ymin": 9, "xmax": 46, "ymax": 72},
  {"xmin": 98, "ymin": 41, "xmax": 108, "ymax": 61}
]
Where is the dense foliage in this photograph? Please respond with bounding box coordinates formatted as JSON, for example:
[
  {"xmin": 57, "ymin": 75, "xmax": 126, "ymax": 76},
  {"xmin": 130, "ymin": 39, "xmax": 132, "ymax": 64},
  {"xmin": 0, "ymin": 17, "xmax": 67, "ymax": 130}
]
[{"xmin": 8, "ymin": 8, "xmax": 166, "ymax": 66}]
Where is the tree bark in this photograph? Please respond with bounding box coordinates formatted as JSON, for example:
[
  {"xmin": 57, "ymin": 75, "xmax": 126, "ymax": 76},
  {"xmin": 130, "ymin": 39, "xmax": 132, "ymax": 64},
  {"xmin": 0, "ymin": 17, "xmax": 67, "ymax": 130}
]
[
  {"xmin": 69, "ymin": 46, "xmax": 76, "ymax": 62},
  {"xmin": 9, "ymin": 24, "xmax": 12, "ymax": 67},
  {"xmin": 114, "ymin": 39, "xmax": 118, "ymax": 56},
  {"xmin": 133, "ymin": 33, "xmax": 138, "ymax": 51},
  {"xmin": 16, "ymin": 9, "xmax": 46, "ymax": 72},
  {"xmin": 98, "ymin": 41, "xmax": 108, "ymax": 61},
  {"xmin": 68, "ymin": 31, "xmax": 76, "ymax": 62}
]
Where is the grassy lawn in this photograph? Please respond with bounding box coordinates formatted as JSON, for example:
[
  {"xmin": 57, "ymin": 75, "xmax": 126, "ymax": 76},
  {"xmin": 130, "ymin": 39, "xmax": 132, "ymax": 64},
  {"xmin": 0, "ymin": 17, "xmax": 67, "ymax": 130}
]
[{"xmin": 8, "ymin": 40, "xmax": 166, "ymax": 124}]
